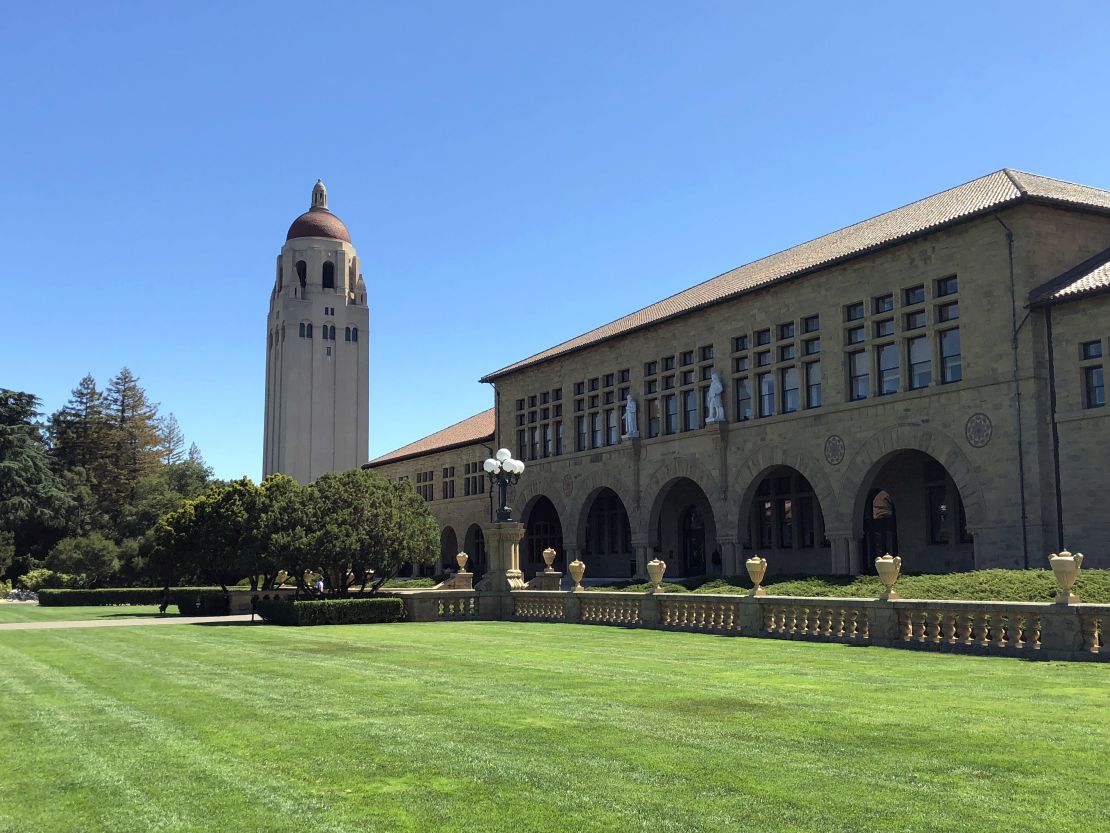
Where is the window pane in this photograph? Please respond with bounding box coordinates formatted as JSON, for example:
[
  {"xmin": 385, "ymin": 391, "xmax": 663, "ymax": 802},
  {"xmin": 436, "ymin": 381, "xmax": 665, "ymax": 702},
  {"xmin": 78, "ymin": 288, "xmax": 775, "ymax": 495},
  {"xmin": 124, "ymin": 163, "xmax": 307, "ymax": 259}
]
[
  {"xmin": 846, "ymin": 326, "xmax": 865, "ymax": 345},
  {"xmin": 758, "ymin": 373, "xmax": 774, "ymax": 417},
  {"xmin": 874, "ymin": 319, "xmax": 894, "ymax": 338},
  {"xmin": 664, "ymin": 395, "xmax": 678, "ymax": 433},
  {"xmin": 873, "ymin": 294, "xmax": 893, "ymax": 314},
  {"xmin": 936, "ymin": 276, "xmax": 958, "ymax": 297},
  {"xmin": 806, "ymin": 361, "xmax": 822, "ymax": 408},
  {"xmin": 803, "ymin": 314, "xmax": 820, "ymax": 333},
  {"xmin": 804, "ymin": 337, "xmax": 821, "ymax": 355},
  {"xmin": 908, "ymin": 335, "xmax": 931, "ymax": 389},
  {"xmin": 877, "ymin": 343, "xmax": 899, "ymax": 395},
  {"xmin": 845, "ymin": 302, "xmax": 864, "ymax": 321},
  {"xmin": 781, "ymin": 367, "xmax": 799, "ymax": 413},
  {"xmin": 1081, "ymin": 340, "xmax": 1103, "ymax": 360},
  {"xmin": 937, "ymin": 301, "xmax": 959, "ymax": 322},
  {"xmin": 940, "ymin": 329, "xmax": 962, "ymax": 383},
  {"xmin": 1085, "ymin": 366, "xmax": 1105, "ymax": 408},
  {"xmin": 683, "ymin": 390, "xmax": 697, "ymax": 430},
  {"xmin": 850, "ymin": 351, "xmax": 869, "ymax": 400},
  {"xmin": 735, "ymin": 378, "xmax": 752, "ymax": 421}
]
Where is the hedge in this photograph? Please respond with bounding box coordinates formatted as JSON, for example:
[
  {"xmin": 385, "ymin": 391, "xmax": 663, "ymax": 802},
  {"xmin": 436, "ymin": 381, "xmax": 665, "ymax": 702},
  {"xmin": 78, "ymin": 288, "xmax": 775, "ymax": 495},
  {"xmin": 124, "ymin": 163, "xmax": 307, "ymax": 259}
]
[
  {"xmin": 255, "ymin": 597, "xmax": 403, "ymax": 626},
  {"xmin": 172, "ymin": 590, "xmax": 231, "ymax": 616},
  {"xmin": 37, "ymin": 587, "xmax": 221, "ymax": 607}
]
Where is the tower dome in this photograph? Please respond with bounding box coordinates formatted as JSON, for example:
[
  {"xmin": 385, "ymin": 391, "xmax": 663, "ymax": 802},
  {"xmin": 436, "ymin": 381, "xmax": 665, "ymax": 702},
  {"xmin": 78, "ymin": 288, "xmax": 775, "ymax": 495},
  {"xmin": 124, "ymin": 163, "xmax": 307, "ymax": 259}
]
[{"xmin": 285, "ymin": 179, "xmax": 352, "ymax": 242}]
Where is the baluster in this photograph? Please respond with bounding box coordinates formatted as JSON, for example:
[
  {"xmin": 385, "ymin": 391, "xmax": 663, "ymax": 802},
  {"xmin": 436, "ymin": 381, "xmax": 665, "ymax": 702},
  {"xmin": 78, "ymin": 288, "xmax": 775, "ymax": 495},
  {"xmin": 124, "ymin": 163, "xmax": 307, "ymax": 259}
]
[
  {"xmin": 992, "ymin": 614, "xmax": 1007, "ymax": 648},
  {"xmin": 926, "ymin": 610, "xmax": 940, "ymax": 644},
  {"xmin": 898, "ymin": 611, "xmax": 912, "ymax": 641},
  {"xmin": 974, "ymin": 612, "xmax": 990, "ymax": 647},
  {"xmin": 956, "ymin": 612, "xmax": 972, "ymax": 645},
  {"xmin": 823, "ymin": 607, "xmax": 835, "ymax": 637},
  {"xmin": 847, "ymin": 608, "xmax": 859, "ymax": 639},
  {"xmin": 785, "ymin": 606, "xmax": 797, "ymax": 635},
  {"xmin": 941, "ymin": 611, "xmax": 956, "ymax": 644}
]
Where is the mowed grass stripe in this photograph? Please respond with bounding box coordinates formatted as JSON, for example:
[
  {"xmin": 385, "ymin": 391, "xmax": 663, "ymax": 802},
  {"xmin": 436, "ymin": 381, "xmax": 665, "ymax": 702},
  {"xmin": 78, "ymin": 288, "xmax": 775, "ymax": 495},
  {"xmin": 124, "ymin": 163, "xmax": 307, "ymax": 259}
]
[{"xmin": 0, "ymin": 622, "xmax": 1106, "ymax": 833}]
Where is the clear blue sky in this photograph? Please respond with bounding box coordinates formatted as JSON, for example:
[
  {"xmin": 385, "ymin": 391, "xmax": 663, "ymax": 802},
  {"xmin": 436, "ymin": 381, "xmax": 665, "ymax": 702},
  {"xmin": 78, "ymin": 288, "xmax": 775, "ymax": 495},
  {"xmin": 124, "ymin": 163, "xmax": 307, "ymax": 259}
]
[{"xmin": 3, "ymin": 1, "xmax": 1109, "ymax": 480}]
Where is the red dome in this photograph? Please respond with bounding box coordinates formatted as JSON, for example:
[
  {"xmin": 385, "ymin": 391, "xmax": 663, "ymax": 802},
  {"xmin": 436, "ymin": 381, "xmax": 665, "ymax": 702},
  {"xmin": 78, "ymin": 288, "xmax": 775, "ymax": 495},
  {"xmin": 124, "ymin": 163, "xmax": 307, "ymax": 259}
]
[{"xmin": 286, "ymin": 207, "xmax": 351, "ymax": 243}]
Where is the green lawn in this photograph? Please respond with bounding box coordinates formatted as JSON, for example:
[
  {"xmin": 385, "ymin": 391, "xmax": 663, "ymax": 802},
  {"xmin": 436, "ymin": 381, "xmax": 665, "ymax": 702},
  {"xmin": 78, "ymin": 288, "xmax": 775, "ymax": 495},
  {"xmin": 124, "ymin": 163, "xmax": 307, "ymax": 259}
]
[
  {"xmin": 0, "ymin": 603, "xmax": 164, "ymax": 623},
  {"xmin": 0, "ymin": 622, "xmax": 1106, "ymax": 833}
]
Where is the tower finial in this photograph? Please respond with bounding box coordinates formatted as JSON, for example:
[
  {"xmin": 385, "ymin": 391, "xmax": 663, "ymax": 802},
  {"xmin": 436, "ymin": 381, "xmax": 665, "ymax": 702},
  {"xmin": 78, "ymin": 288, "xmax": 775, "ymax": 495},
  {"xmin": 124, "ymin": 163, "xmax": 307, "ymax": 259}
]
[{"xmin": 311, "ymin": 179, "xmax": 328, "ymax": 210}]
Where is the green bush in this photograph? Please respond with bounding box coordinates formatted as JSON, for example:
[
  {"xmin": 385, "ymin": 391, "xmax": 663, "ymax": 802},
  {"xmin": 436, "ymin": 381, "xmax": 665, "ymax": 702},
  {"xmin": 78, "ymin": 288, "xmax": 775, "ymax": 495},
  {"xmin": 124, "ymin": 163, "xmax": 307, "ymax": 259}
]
[
  {"xmin": 172, "ymin": 590, "xmax": 230, "ymax": 616},
  {"xmin": 37, "ymin": 587, "xmax": 220, "ymax": 607},
  {"xmin": 588, "ymin": 568, "xmax": 1110, "ymax": 603},
  {"xmin": 17, "ymin": 569, "xmax": 87, "ymax": 591},
  {"xmin": 383, "ymin": 577, "xmax": 437, "ymax": 588},
  {"xmin": 255, "ymin": 597, "xmax": 403, "ymax": 626}
]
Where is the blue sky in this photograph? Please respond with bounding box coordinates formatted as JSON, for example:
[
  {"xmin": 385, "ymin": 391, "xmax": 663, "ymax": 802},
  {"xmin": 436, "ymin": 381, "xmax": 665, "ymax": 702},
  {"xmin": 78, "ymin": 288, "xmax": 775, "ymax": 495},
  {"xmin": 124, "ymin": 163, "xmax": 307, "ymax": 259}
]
[{"xmin": 3, "ymin": 1, "xmax": 1109, "ymax": 480}]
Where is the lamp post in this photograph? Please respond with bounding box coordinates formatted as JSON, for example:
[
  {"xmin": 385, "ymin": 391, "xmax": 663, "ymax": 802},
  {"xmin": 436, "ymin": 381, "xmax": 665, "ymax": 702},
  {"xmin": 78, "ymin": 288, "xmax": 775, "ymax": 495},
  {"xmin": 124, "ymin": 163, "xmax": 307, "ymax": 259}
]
[{"xmin": 484, "ymin": 448, "xmax": 525, "ymax": 523}]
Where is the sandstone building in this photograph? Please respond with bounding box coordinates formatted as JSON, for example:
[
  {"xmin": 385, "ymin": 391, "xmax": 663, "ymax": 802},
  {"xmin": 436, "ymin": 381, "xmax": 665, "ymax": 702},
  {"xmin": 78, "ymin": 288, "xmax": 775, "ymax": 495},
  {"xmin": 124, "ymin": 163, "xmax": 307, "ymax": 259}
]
[
  {"xmin": 367, "ymin": 169, "xmax": 1110, "ymax": 579},
  {"xmin": 264, "ymin": 181, "xmax": 370, "ymax": 483}
]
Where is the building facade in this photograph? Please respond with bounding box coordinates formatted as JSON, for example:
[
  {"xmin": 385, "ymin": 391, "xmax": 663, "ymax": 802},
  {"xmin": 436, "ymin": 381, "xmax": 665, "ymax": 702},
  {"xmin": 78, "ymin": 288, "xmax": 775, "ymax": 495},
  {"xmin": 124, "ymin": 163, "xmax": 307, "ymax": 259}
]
[
  {"xmin": 263, "ymin": 181, "xmax": 370, "ymax": 483},
  {"xmin": 369, "ymin": 169, "xmax": 1110, "ymax": 579}
]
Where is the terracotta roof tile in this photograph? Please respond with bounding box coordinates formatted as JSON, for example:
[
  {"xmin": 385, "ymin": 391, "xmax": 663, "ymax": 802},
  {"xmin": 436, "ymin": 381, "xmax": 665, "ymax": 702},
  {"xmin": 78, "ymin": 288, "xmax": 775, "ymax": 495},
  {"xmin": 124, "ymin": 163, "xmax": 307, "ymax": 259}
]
[
  {"xmin": 364, "ymin": 409, "xmax": 495, "ymax": 467},
  {"xmin": 480, "ymin": 169, "xmax": 1110, "ymax": 382},
  {"xmin": 1029, "ymin": 245, "xmax": 1110, "ymax": 306}
]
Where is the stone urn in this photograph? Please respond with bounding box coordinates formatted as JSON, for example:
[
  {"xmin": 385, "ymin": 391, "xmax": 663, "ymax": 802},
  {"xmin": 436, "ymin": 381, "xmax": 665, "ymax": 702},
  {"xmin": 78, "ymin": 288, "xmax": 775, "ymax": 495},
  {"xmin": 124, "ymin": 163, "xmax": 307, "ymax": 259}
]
[
  {"xmin": 568, "ymin": 558, "xmax": 586, "ymax": 592},
  {"xmin": 1049, "ymin": 549, "xmax": 1083, "ymax": 604},
  {"xmin": 745, "ymin": 556, "xmax": 768, "ymax": 597},
  {"xmin": 456, "ymin": 552, "xmax": 469, "ymax": 573},
  {"xmin": 542, "ymin": 547, "xmax": 557, "ymax": 573},
  {"xmin": 875, "ymin": 554, "xmax": 902, "ymax": 600},
  {"xmin": 646, "ymin": 558, "xmax": 667, "ymax": 593}
]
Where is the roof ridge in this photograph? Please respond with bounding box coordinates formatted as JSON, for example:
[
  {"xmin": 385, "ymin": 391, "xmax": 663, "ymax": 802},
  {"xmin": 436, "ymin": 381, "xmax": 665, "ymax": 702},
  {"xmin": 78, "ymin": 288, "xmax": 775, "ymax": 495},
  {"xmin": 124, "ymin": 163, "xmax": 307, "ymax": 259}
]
[
  {"xmin": 1028, "ymin": 244, "xmax": 1110, "ymax": 306},
  {"xmin": 1001, "ymin": 168, "xmax": 1027, "ymax": 195}
]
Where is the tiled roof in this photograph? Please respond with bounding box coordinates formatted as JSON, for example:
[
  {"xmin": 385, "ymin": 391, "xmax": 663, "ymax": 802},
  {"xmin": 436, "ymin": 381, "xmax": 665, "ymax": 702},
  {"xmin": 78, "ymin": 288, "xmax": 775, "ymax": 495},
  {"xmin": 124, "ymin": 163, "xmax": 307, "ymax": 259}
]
[
  {"xmin": 480, "ymin": 169, "xmax": 1110, "ymax": 382},
  {"xmin": 1028, "ymin": 245, "xmax": 1110, "ymax": 306},
  {"xmin": 364, "ymin": 408, "xmax": 495, "ymax": 467}
]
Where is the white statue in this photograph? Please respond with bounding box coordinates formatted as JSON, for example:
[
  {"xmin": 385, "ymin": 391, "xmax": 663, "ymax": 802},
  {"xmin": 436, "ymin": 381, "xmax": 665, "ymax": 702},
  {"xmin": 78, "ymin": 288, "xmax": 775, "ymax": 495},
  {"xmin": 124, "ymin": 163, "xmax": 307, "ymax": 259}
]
[
  {"xmin": 622, "ymin": 394, "xmax": 639, "ymax": 438},
  {"xmin": 706, "ymin": 371, "xmax": 726, "ymax": 423}
]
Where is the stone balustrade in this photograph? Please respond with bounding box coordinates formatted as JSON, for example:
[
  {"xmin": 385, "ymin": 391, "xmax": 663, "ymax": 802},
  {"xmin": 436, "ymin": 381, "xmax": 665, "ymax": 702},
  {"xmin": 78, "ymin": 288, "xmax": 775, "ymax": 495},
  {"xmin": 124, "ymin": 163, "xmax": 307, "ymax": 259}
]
[{"xmin": 384, "ymin": 588, "xmax": 1109, "ymax": 662}]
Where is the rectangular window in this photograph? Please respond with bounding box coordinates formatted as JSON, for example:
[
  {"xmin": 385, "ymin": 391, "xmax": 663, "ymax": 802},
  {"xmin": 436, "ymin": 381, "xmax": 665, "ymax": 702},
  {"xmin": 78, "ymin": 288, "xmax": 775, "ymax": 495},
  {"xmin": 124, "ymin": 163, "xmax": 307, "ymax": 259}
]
[
  {"xmin": 576, "ymin": 416, "xmax": 586, "ymax": 452},
  {"xmin": 779, "ymin": 344, "xmax": 795, "ymax": 362},
  {"xmin": 700, "ymin": 345, "xmax": 714, "ymax": 361},
  {"xmin": 849, "ymin": 351, "xmax": 869, "ymax": 401},
  {"xmin": 805, "ymin": 361, "xmax": 821, "ymax": 408},
  {"xmin": 541, "ymin": 391, "xmax": 549, "ymax": 405},
  {"xmin": 1085, "ymin": 366, "xmax": 1105, "ymax": 408},
  {"xmin": 543, "ymin": 424, "xmax": 553, "ymax": 457},
  {"xmin": 662, "ymin": 356, "xmax": 675, "ymax": 371},
  {"xmin": 515, "ymin": 398, "xmax": 525, "ymax": 411},
  {"xmin": 574, "ymin": 382, "xmax": 585, "ymax": 396},
  {"xmin": 644, "ymin": 361, "xmax": 657, "ymax": 376},
  {"xmin": 618, "ymin": 369, "xmax": 630, "ymax": 384},
  {"xmin": 589, "ymin": 395, "xmax": 598, "ymax": 409},
  {"xmin": 908, "ymin": 336, "xmax": 931, "ymax": 390},
  {"xmin": 683, "ymin": 389, "xmax": 698, "ymax": 431},
  {"xmin": 591, "ymin": 413, "xmax": 602, "ymax": 448},
  {"xmin": 606, "ymin": 409, "xmax": 617, "ymax": 445},
  {"xmin": 777, "ymin": 498, "xmax": 794, "ymax": 548},
  {"xmin": 874, "ymin": 319, "xmax": 894, "ymax": 338},
  {"xmin": 781, "ymin": 367, "xmax": 800, "ymax": 413},
  {"xmin": 845, "ymin": 301, "xmax": 865, "ymax": 321},
  {"xmin": 1081, "ymin": 340, "xmax": 1103, "ymax": 360},
  {"xmin": 756, "ymin": 350, "xmax": 771, "ymax": 367},
  {"xmin": 759, "ymin": 500, "xmax": 773, "ymax": 549},
  {"xmin": 904, "ymin": 285, "xmax": 925, "ymax": 305},
  {"xmin": 803, "ymin": 314, "xmax": 820, "ymax": 333},
  {"xmin": 644, "ymin": 379, "xmax": 657, "ymax": 394},
  {"xmin": 936, "ymin": 275, "xmax": 958, "ymax": 297},
  {"xmin": 846, "ymin": 326, "xmax": 865, "ymax": 345},
  {"xmin": 662, "ymin": 375, "xmax": 675, "ymax": 390},
  {"xmin": 700, "ymin": 365, "xmax": 713, "ymax": 381},
  {"xmin": 681, "ymin": 369, "xmax": 695, "ymax": 386},
  {"xmin": 554, "ymin": 422, "xmax": 563, "ymax": 455},
  {"xmin": 680, "ymin": 350, "xmax": 694, "ymax": 366},
  {"xmin": 758, "ymin": 373, "xmax": 774, "ymax": 417},
  {"xmin": 904, "ymin": 310, "xmax": 926, "ymax": 330},
  {"xmin": 604, "ymin": 391, "xmax": 614, "ymax": 405},
  {"xmin": 756, "ymin": 329, "xmax": 771, "ymax": 346},
  {"xmin": 803, "ymin": 337, "xmax": 820, "ymax": 355},
  {"xmin": 603, "ymin": 373, "xmax": 614, "ymax": 387},
  {"xmin": 937, "ymin": 301, "xmax": 959, "ymax": 322},
  {"xmin": 648, "ymin": 398, "xmax": 661, "ymax": 437},
  {"xmin": 518, "ymin": 429, "xmax": 527, "ymax": 458},
  {"xmin": 530, "ymin": 428, "xmax": 540, "ymax": 460},
  {"xmin": 528, "ymin": 395, "xmax": 537, "ymax": 408},
  {"xmin": 733, "ymin": 335, "xmax": 749, "ymax": 352},
  {"xmin": 873, "ymin": 294, "xmax": 894, "ymax": 314},
  {"xmin": 574, "ymin": 398, "xmax": 584, "ymax": 412},
  {"xmin": 778, "ymin": 322, "xmax": 795, "ymax": 340},
  {"xmin": 940, "ymin": 329, "xmax": 962, "ymax": 384},
  {"xmin": 734, "ymin": 356, "xmax": 749, "ymax": 372},
  {"xmin": 877, "ymin": 343, "xmax": 899, "ymax": 395},
  {"xmin": 589, "ymin": 378, "xmax": 599, "ymax": 392},
  {"xmin": 553, "ymin": 388, "xmax": 562, "ymax": 401},
  {"xmin": 735, "ymin": 378, "xmax": 752, "ymax": 421},
  {"xmin": 528, "ymin": 410, "xmax": 537, "ymax": 423},
  {"xmin": 664, "ymin": 394, "xmax": 678, "ymax": 434}
]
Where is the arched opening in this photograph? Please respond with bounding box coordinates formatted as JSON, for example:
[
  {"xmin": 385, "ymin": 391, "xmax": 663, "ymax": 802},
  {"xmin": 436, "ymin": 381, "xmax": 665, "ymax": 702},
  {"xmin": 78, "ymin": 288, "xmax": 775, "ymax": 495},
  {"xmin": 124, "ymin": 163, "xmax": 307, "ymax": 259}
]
[
  {"xmin": 651, "ymin": 477, "xmax": 717, "ymax": 578},
  {"xmin": 463, "ymin": 524, "xmax": 487, "ymax": 580},
  {"xmin": 296, "ymin": 260, "xmax": 307, "ymax": 290},
  {"xmin": 322, "ymin": 261, "xmax": 335, "ymax": 290},
  {"xmin": 439, "ymin": 527, "xmax": 458, "ymax": 573},
  {"xmin": 742, "ymin": 466, "xmax": 829, "ymax": 575},
  {"xmin": 581, "ymin": 488, "xmax": 633, "ymax": 578},
  {"xmin": 522, "ymin": 496, "xmax": 563, "ymax": 579},
  {"xmin": 855, "ymin": 450, "xmax": 973, "ymax": 573}
]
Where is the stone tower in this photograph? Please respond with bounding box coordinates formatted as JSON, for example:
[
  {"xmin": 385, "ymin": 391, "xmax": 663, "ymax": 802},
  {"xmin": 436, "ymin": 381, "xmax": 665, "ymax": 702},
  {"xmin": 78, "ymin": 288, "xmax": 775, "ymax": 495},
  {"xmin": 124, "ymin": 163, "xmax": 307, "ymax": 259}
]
[{"xmin": 263, "ymin": 180, "xmax": 369, "ymax": 483}]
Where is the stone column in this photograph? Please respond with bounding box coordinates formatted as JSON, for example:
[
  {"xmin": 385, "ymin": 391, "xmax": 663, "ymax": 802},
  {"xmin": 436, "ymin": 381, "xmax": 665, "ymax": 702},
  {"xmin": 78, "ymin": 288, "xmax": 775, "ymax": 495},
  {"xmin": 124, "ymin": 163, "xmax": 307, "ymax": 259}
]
[
  {"xmin": 827, "ymin": 533, "xmax": 852, "ymax": 575},
  {"xmin": 481, "ymin": 522, "xmax": 526, "ymax": 593},
  {"xmin": 630, "ymin": 536, "xmax": 650, "ymax": 581},
  {"xmin": 716, "ymin": 537, "xmax": 739, "ymax": 577},
  {"xmin": 847, "ymin": 537, "xmax": 861, "ymax": 575}
]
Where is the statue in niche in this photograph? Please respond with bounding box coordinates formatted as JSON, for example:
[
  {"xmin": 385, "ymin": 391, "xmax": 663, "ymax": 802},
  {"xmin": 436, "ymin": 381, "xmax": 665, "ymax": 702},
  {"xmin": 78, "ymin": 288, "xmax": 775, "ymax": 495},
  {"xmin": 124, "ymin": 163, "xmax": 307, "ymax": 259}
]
[
  {"xmin": 622, "ymin": 394, "xmax": 639, "ymax": 438},
  {"xmin": 706, "ymin": 371, "xmax": 726, "ymax": 423}
]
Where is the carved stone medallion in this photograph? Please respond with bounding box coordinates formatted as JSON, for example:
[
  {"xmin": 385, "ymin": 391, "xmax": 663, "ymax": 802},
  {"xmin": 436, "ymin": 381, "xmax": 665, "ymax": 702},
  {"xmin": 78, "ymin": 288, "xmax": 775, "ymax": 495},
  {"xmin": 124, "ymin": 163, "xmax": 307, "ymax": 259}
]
[
  {"xmin": 824, "ymin": 435, "xmax": 845, "ymax": 466},
  {"xmin": 965, "ymin": 413, "xmax": 992, "ymax": 448}
]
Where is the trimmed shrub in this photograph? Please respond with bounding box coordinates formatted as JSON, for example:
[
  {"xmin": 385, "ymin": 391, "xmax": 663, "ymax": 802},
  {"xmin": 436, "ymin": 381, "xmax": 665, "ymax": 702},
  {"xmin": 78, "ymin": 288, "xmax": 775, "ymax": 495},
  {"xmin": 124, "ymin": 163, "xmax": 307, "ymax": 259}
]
[
  {"xmin": 37, "ymin": 587, "xmax": 221, "ymax": 607},
  {"xmin": 172, "ymin": 590, "xmax": 230, "ymax": 616},
  {"xmin": 255, "ymin": 597, "xmax": 403, "ymax": 626},
  {"xmin": 383, "ymin": 577, "xmax": 436, "ymax": 588}
]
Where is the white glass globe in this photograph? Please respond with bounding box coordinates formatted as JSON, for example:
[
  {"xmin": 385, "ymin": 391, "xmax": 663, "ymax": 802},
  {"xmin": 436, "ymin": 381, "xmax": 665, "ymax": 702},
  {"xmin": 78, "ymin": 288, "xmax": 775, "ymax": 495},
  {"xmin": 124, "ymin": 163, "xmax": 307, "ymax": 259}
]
[
  {"xmin": 509, "ymin": 459, "xmax": 525, "ymax": 475},
  {"xmin": 483, "ymin": 458, "xmax": 499, "ymax": 473},
  {"xmin": 496, "ymin": 448, "xmax": 512, "ymax": 462}
]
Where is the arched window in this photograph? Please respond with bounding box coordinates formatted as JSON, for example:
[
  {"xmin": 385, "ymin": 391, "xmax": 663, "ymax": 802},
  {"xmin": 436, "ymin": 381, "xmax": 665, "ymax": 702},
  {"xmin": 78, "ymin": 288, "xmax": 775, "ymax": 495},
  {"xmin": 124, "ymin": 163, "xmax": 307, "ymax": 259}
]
[
  {"xmin": 277, "ymin": 266, "xmax": 283, "ymax": 292},
  {"xmin": 296, "ymin": 260, "xmax": 307, "ymax": 289},
  {"xmin": 322, "ymin": 262, "xmax": 335, "ymax": 290},
  {"xmin": 351, "ymin": 327, "xmax": 358, "ymax": 343},
  {"xmin": 329, "ymin": 325, "xmax": 336, "ymax": 341},
  {"xmin": 298, "ymin": 322, "xmax": 305, "ymax": 338},
  {"xmin": 344, "ymin": 326, "xmax": 351, "ymax": 342},
  {"xmin": 306, "ymin": 323, "xmax": 313, "ymax": 339}
]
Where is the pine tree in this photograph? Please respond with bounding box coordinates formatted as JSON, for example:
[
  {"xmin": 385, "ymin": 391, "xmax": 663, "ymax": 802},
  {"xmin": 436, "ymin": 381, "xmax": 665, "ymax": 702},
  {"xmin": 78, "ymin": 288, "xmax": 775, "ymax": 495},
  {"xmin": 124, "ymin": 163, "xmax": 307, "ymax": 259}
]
[
  {"xmin": 187, "ymin": 442, "xmax": 206, "ymax": 467},
  {"xmin": 158, "ymin": 413, "xmax": 186, "ymax": 465},
  {"xmin": 48, "ymin": 374, "xmax": 111, "ymax": 473},
  {"xmin": 103, "ymin": 368, "xmax": 163, "ymax": 511},
  {"xmin": 0, "ymin": 390, "xmax": 73, "ymax": 536}
]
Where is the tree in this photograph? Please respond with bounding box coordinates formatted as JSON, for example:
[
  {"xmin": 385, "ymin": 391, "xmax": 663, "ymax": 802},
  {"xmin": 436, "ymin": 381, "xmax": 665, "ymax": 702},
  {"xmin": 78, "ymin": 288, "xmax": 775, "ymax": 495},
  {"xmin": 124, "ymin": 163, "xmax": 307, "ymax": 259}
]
[
  {"xmin": 187, "ymin": 442, "xmax": 206, "ymax": 467},
  {"xmin": 184, "ymin": 478, "xmax": 261, "ymax": 590},
  {"xmin": 246, "ymin": 474, "xmax": 308, "ymax": 590},
  {"xmin": 103, "ymin": 368, "xmax": 163, "ymax": 513},
  {"xmin": 47, "ymin": 374, "xmax": 112, "ymax": 477},
  {"xmin": 0, "ymin": 389, "xmax": 74, "ymax": 537},
  {"xmin": 46, "ymin": 531, "xmax": 121, "ymax": 587},
  {"xmin": 158, "ymin": 413, "xmax": 186, "ymax": 465}
]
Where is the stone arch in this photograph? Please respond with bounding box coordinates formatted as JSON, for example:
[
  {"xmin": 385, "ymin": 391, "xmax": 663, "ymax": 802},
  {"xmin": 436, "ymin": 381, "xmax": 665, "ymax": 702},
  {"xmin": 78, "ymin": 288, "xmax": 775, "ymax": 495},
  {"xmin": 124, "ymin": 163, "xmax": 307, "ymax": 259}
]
[
  {"xmin": 511, "ymin": 479, "xmax": 569, "ymax": 528},
  {"xmin": 463, "ymin": 523, "xmax": 487, "ymax": 578},
  {"xmin": 561, "ymin": 468, "xmax": 636, "ymax": 551},
  {"xmin": 729, "ymin": 445, "xmax": 840, "ymax": 538},
  {"xmin": 641, "ymin": 456, "xmax": 724, "ymax": 534},
  {"xmin": 439, "ymin": 526, "xmax": 458, "ymax": 571},
  {"xmin": 519, "ymin": 493, "xmax": 565, "ymax": 578},
  {"xmin": 841, "ymin": 424, "xmax": 986, "ymax": 540}
]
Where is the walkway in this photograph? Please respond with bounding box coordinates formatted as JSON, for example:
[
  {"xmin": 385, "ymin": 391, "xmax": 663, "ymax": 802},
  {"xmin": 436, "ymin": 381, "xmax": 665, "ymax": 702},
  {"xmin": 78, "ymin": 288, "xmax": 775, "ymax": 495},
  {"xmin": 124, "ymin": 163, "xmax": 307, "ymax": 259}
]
[{"xmin": 0, "ymin": 614, "xmax": 257, "ymax": 632}]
